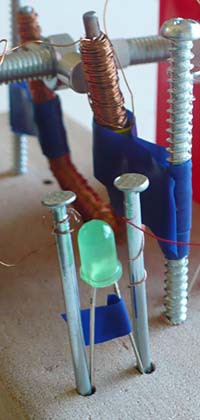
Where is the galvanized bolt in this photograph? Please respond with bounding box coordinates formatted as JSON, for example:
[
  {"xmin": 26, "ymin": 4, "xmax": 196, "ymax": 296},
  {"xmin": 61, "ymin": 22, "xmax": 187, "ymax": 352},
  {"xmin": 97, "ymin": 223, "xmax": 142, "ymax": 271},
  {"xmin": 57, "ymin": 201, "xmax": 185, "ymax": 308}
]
[
  {"xmin": 0, "ymin": 32, "xmax": 86, "ymax": 93},
  {"xmin": 114, "ymin": 173, "xmax": 152, "ymax": 373},
  {"xmin": 160, "ymin": 18, "xmax": 200, "ymax": 325},
  {"xmin": 42, "ymin": 191, "xmax": 92, "ymax": 396}
]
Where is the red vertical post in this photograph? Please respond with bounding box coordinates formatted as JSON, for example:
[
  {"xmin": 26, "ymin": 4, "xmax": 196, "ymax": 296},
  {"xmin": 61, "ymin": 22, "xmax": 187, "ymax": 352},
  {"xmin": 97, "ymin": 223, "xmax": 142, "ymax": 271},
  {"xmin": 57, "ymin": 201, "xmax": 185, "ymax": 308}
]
[{"xmin": 157, "ymin": 0, "xmax": 200, "ymax": 202}]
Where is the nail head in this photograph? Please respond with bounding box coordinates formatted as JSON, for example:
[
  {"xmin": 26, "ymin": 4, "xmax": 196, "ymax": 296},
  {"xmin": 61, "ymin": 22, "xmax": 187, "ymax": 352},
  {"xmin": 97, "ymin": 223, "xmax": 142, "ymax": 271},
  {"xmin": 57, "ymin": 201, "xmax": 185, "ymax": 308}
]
[
  {"xmin": 114, "ymin": 173, "xmax": 149, "ymax": 193},
  {"xmin": 42, "ymin": 191, "xmax": 76, "ymax": 208}
]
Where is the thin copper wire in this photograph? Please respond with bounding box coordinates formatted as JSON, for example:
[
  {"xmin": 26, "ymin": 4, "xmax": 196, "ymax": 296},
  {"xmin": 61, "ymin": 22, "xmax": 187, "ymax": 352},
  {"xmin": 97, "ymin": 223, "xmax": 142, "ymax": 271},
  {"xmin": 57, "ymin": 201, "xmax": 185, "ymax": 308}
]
[
  {"xmin": 2, "ymin": 214, "xmax": 200, "ymax": 269},
  {"xmin": 7, "ymin": 5, "xmax": 79, "ymax": 60},
  {"xmin": 6, "ymin": 38, "xmax": 80, "ymax": 54},
  {"xmin": 128, "ymin": 234, "xmax": 145, "ymax": 262},
  {"xmin": 128, "ymin": 270, "xmax": 147, "ymax": 287},
  {"xmin": 0, "ymin": 260, "xmax": 15, "ymax": 267},
  {"xmin": 17, "ymin": 8, "xmax": 56, "ymax": 103},
  {"xmin": 80, "ymin": 32, "xmax": 128, "ymax": 130},
  {"xmin": 0, "ymin": 39, "xmax": 8, "ymax": 65},
  {"xmin": 103, "ymin": 0, "xmax": 135, "ymax": 122},
  {"xmin": 17, "ymin": 10, "xmax": 41, "ymax": 42}
]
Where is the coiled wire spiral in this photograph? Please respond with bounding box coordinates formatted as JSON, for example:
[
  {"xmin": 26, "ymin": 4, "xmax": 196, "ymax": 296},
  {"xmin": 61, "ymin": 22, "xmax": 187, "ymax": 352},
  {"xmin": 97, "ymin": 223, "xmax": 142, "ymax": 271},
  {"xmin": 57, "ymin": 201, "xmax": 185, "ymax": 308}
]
[{"xmin": 80, "ymin": 32, "xmax": 128, "ymax": 131}]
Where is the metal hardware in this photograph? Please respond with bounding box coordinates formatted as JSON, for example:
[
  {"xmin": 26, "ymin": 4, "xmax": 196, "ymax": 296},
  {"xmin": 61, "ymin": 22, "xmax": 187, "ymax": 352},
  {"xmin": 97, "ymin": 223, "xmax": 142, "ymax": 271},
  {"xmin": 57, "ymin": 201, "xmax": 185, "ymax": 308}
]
[
  {"xmin": 164, "ymin": 258, "xmax": 188, "ymax": 324},
  {"xmin": 114, "ymin": 173, "xmax": 152, "ymax": 373},
  {"xmin": 2, "ymin": 33, "xmax": 200, "ymax": 92},
  {"xmin": 12, "ymin": 133, "xmax": 28, "ymax": 174},
  {"xmin": 42, "ymin": 191, "xmax": 92, "ymax": 396},
  {"xmin": 83, "ymin": 11, "xmax": 101, "ymax": 39},
  {"xmin": 160, "ymin": 18, "xmax": 200, "ymax": 324},
  {"xmin": 0, "ymin": 32, "xmax": 86, "ymax": 93},
  {"xmin": 10, "ymin": 0, "xmax": 29, "ymax": 175}
]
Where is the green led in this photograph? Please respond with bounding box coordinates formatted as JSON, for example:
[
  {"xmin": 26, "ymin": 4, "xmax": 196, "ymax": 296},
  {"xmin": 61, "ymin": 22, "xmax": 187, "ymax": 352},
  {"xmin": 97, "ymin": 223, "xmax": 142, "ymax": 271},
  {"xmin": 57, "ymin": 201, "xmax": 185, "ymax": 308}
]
[{"xmin": 78, "ymin": 219, "xmax": 122, "ymax": 288}]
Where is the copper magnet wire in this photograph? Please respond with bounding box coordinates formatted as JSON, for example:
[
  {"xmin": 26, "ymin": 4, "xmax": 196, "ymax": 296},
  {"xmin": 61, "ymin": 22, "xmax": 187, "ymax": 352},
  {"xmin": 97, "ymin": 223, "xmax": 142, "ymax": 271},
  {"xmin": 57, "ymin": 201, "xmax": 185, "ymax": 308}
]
[
  {"xmin": 17, "ymin": 7, "xmax": 55, "ymax": 103},
  {"xmin": 17, "ymin": 8, "xmax": 41, "ymax": 43},
  {"xmin": 80, "ymin": 32, "xmax": 128, "ymax": 131}
]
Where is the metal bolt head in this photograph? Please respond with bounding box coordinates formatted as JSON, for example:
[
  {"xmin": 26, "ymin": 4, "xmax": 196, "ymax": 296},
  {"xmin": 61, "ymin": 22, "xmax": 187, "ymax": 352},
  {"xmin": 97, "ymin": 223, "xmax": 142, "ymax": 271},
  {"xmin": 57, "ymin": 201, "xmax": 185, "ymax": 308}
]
[
  {"xmin": 160, "ymin": 18, "xmax": 200, "ymax": 41},
  {"xmin": 114, "ymin": 173, "xmax": 149, "ymax": 193},
  {"xmin": 42, "ymin": 191, "xmax": 76, "ymax": 209}
]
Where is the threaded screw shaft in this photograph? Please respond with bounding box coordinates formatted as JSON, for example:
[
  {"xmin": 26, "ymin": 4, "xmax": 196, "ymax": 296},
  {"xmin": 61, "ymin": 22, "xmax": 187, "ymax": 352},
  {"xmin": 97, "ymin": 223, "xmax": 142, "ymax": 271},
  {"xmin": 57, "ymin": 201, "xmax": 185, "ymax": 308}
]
[
  {"xmin": 127, "ymin": 36, "xmax": 170, "ymax": 64},
  {"xmin": 164, "ymin": 257, "xmax": 188, "ymax": 324},
  {"xmin": 13, "ymin": 133, "xmax": 28, "ymax": 174},
  {"xmin": 166, "ymin": 41, "xmax": 194, "ymax": 163},
  {"xmin": 1, "ymin": 44, "xmax": 56, "ymax": 84},
  {"xmin": 160, "ymin": 18, "xmax": 200, "ymax": 325}
]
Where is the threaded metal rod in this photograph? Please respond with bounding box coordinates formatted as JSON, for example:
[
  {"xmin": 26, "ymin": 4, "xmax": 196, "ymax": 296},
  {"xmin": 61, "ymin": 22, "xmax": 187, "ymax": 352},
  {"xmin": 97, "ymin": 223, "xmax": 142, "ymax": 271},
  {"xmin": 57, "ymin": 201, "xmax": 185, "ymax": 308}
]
[
  {"xmin": 1, "ymin": 35, "xmax": 200, "ymax": 90},
  {"xmin": 13, "ymin": 134, "xmax": 28, "ymax": 174},
  {"xmin": 164, "ymin": 258, "xmax": 188, "ymax": 324},
  {"xmin": 127, "ymin": 35, "xmax": 170, "ymax": 64},
  {"xmin": 1, "ymin": 44, "xmax": 56, "ymax": 84}
]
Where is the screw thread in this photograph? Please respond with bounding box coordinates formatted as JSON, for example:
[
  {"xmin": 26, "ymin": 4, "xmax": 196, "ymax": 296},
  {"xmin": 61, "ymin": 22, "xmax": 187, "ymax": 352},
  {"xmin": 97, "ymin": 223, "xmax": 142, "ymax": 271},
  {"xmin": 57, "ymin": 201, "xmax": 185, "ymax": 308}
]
[
  {"xmin": 0, "ymin": 45, "xmax": 55, "ymax": 84},
  {"xmin": 13, "ymin": 134, "xmax": 28, "ymax": 174},
  {"xmin": 10, "ymin": 0, "xmax": 20, "ymax": 46},
  {"xmin": 164, "ymin": 257, "xmax": 188, "ymax": 325},
  {"xmin": 127, "ymin": 36, "xmax": 170, "ymax": 64},
  {"xmin": 166, "ymin": 41, "xmax": 194, "ymax": 163}
]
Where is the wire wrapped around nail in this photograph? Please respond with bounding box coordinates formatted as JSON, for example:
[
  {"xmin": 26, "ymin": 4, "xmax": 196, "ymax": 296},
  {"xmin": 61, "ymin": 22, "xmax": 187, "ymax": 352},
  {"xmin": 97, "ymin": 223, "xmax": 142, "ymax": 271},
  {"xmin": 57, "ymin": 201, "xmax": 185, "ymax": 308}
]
[{"xmin": 80, "ymin": 33, "xmax": 128, "ymax": 130}]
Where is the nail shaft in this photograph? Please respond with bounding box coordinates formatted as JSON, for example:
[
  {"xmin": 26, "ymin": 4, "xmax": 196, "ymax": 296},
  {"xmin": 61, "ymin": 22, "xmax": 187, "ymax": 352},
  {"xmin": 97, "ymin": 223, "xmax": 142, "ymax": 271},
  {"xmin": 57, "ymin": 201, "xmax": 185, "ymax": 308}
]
[
  {"xmin": 42, "ymin": 191, "xmax": 92, "ymax": 396},
  {"xmin": 114, "ymin": 282, "xmax": 144, "ymax": 373},
  {"xmin": 83, "ymin": 11, "xmax": 101, "ymax": 39},
  {"xmin": 114, "ymin": 173, "xmax": 151, "ymax": 373}
]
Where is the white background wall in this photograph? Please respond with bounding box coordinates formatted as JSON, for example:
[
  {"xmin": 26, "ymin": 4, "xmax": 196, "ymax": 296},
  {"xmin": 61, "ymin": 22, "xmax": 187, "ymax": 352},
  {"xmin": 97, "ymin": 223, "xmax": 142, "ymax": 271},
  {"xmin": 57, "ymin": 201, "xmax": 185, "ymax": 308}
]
[{"xmin": 0, "ymin": 0, "xmax": 159, "ymax": 141}]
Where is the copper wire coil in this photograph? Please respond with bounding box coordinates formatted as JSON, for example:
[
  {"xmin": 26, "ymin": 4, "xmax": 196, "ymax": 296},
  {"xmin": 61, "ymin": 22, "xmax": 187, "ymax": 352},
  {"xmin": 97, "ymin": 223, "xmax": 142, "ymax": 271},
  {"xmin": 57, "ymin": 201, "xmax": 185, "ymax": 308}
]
[
  {"xmin": 49, "ymin": 155, "xmax": 119, "ymax": 231},
  {"xmin": 17, "ymin": 9, "xmax": 55, "ymax": 103},
  {"xmin": 80, "ymin": 33, "xmax": 128, "ymax": 131},
  {"xmin": 17, "ymin": 12, "xmax": 41, "ymax": 42}
]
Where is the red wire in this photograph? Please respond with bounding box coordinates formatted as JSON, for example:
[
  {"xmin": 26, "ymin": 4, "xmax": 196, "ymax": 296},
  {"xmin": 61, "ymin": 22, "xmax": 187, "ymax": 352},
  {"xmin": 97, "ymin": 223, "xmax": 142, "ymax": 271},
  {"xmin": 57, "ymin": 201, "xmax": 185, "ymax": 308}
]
[{"xmin": 123, "ymin": 217, "xmax": 200, "ymax": 247}]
